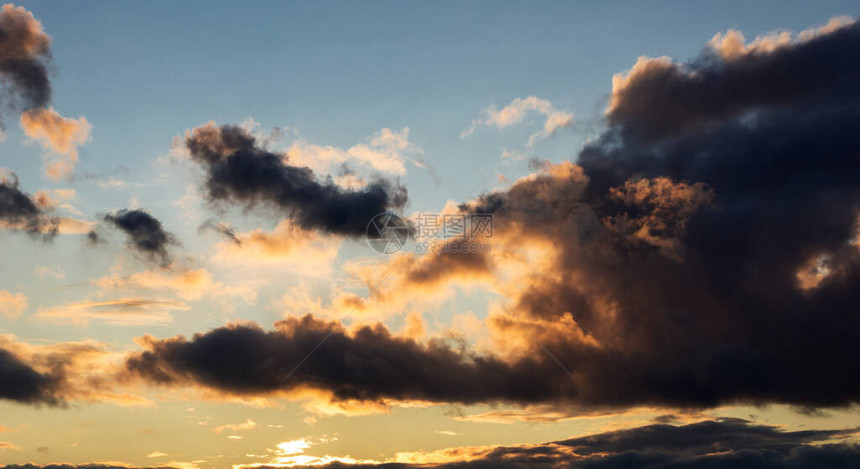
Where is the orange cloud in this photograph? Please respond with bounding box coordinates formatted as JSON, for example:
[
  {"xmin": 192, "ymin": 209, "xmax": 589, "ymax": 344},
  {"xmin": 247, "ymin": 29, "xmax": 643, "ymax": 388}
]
[
  {"xmin": 0, "ymin": 334, "xmax": 150, "ymax": 406},
  {"xmin": 20, "ymin": 107, "xmax": 92, "ymax": 179},
  {"xmin": 34, "ymin": 298, "xmax": 188, "ymax": 326},
  {"xmin": 95, "ymin": 267, "xmax": 257, "ymax": 303},
  {"xmin": 0, "ymin": 290, "xmax": 27, "ymax": 319},
  {"xmin": 709, "ymin": 16, "xmax": 855, "ymax": 60},
  {"xmin": 213, "ymin": 220, "xmax": 340, "ymax": 273}
]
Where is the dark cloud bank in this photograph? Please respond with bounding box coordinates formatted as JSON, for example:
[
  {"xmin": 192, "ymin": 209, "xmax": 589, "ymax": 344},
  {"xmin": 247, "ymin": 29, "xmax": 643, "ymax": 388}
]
[
  {"xmin": 125, "ymin": 20, "xmax": 860, "ymax": 413},
  {"xmin": 183, "ymin": 123, "xmax": 407, "ymax": 237},
  {"xmin": 126, "ymin": 316, "xmax": 549, "ymax": 404}
]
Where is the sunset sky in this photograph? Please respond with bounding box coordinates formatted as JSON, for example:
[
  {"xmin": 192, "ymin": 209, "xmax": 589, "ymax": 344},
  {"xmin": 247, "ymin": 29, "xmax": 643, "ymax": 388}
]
[{"xmin": 2, "ymin": 1, "xmax": 860, "ymax": 468}]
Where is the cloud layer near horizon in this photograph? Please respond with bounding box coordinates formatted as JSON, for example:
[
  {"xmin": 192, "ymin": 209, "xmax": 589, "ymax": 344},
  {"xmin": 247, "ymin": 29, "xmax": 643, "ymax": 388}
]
[
  {"xmin": 2, "ymin": 419, "xmax": 857, "ymax": 469},
  {"xmin": 295, "ymin": 419, "xmax": 860, "ymax": 469}
]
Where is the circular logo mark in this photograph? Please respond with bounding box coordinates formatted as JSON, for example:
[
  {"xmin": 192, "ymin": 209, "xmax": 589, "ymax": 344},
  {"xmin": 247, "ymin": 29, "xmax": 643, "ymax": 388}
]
[{"xmin": 366, "ymin": 212, "xmax": 409, "ymax": 254}]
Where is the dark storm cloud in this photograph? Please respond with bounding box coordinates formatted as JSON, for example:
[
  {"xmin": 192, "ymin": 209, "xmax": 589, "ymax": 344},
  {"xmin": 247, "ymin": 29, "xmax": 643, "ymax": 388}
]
[
  {"xmin": 0, "ymin": 347, "xmax": 58, "ymax": 405},
  {"xmin": 125, "ymin": 315, "xmax": 557, "ymax": 404},
  {"xmin": 183, "ymin": 123, "xmax": 408, "ymax": 237},
  {"xmin": 103, "ymin": 209, "xmax": 176, "ymax": 266},
  {"xmin": 448, "ymin": 18, "xmax": 860, "ymax": 409},
  {"xmin": 0, "ymin": 4, "xmax": 52, "ymax": 115},
  {"xmin": 0, "ymin": 171, "xmax": 58, "ymax": 237},
  {"xmin": 606, "ymin": 21, "xmax": 860, "ymax": 142},
  {"xmin": 553, "ymin": 18, "xmax": 860, "ymax": 408}
]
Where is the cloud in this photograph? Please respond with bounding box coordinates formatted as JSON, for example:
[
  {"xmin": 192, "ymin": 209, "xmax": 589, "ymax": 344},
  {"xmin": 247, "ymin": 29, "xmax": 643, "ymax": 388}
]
[
  {"xmin": 461, "ymin": 96, "xmax": 575, "ymax": 145},
  {"xmin": 35, "ymin": 298, "xmax": 188, "ymax": 326},
  {"xmin": 340, "ymin": 162, "xmax": 586, "ymax": 318},
  {"xmin": 320, "ymin": 420, "xmax": 860, "ymax": 469},
  {"xmin": 0, "ymin": 4, "xmax": 51, "ymax": 113},
  {"xmin": 124, "ymin": 316, "xmax": 560, "ymax": 405},
  {"xmin": 210, "ymin": 220, "xmax": 340, "ymax": 271},
  {"xmin": 0, "ymin": 169, "xmax": 58, "ymax": 236},
  {"xmin": 0, "ymin": 5, "xmax": 90, "ymax": 178},
  {"xmin": 235, "ymin": 437, "xmax": 377, "ymax": 468},
  {"xmin": 35, "ymin": 265, "xmax": 65, "ymax": 280},
  {"xmin": 287, "ymin": 127, "xmax": 425, "ymax": 177},
  {"xmin": 0, "ymin": 290, "xmax": 27, "ymax": 319},
  {"xmin": 20, "ymin": 107, "xmax": 92, "ymax": 180},
  {"xmin": 0, "ymin": 346, "xmax": 58, "ymax": 404},
  {"xmin": 709, "ymin": 15, "xmax": 855, "ymax": 60},
  {"xmin": 182, "ymin": 122, "xmax": 408, "ymax": 237},
  {"xmin": 103, "ymin": 209, "xmax": 177, "ymax": 266},
  {"xmin": 198, "ymin": 219, "xmax": 240, "ymax": 244},
  {"xmin": 338, "ymin": 236, "xmax": 496, "ymax": 318},
  {"xmin": 224, "ymin": 419, "xmax": 860, "ymax": 469},
  {"xmin": 451, "ymin": 404, "xmax": 638, "ymax": 425},
  {"xmin": 0, "ymin": 172, "xmax": 85, "ymax": 237},
  {"xmin": 94, "ymin": 267, "xmax": 256, "ymax": 304},
  {"xmin": 0, "ymin": 441, "xmax": 21, "ymax": 451},
  {"xmin": 212, "ymin": 418, "xmax": 257, "ymax": 434},
  {"xmin": 606, "ymin": 16, "xmax": 859, "ymax": 141},
  {"xmin": 0, "ymin": 334, "xmax": 150, "ymax": 406}
]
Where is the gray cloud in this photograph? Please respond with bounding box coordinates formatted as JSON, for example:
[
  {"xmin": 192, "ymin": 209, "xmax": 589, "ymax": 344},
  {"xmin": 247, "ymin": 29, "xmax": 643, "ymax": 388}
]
[
  {"xmin": 0, "ymin": 4, "xmax": 52, "ymax": 117},
  {"xmin": 0, "ymin": 347, "xmax": 59, "ymax": 405},
  {"xmin": 103, "ymin": 209, "xmax": 177, "ymax": 266},
  {"xmin": 183, "ymin": 123, "xmax": 408, "ymax": 237},
  {"xmin": 0, "ymin": 171, "xmax": 58, "ymax": 237}
]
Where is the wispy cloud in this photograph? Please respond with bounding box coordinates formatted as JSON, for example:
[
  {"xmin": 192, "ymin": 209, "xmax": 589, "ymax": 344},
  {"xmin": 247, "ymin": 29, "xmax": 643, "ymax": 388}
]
[
  {"xmin": 35, "ymin": 298, "xmax": 188, "ymax": 326},
  {"xmin": 461, "ymin": 96, "xmax": 574, "ymax": 145}
]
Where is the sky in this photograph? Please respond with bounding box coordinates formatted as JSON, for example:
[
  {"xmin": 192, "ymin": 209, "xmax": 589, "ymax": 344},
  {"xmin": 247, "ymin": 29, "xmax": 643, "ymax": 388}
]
[{"xmin": 1, "ymin": 1, "xmax": 860, "ymax": 468}]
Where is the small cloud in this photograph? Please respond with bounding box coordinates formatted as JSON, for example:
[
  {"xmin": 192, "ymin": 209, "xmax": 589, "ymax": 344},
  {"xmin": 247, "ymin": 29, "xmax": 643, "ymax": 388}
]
[
  {"xmin": 147, "ymin": 451, "xmax": 168, "ymax": 458},
  {"xmin": 214, "ymin": 419, "xmax": 258, "ymax": 434},
  {"xmin": 0, "ymin": 441, "xmax": 20, "ymax": 451},
  {"xmin": 35, "ymin": 265, "xmax": 65, "ymax": 280},
  {"xmin": 0, "ymin": 290, "xmax": 28, "ymax": 319},
  {"xmin": 20, "ymin": 107, "xmax": 92, "ymax": 180},
  {"xmin": 461, "ymin": 96, "xmax": 574, "ymax": 146}
]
